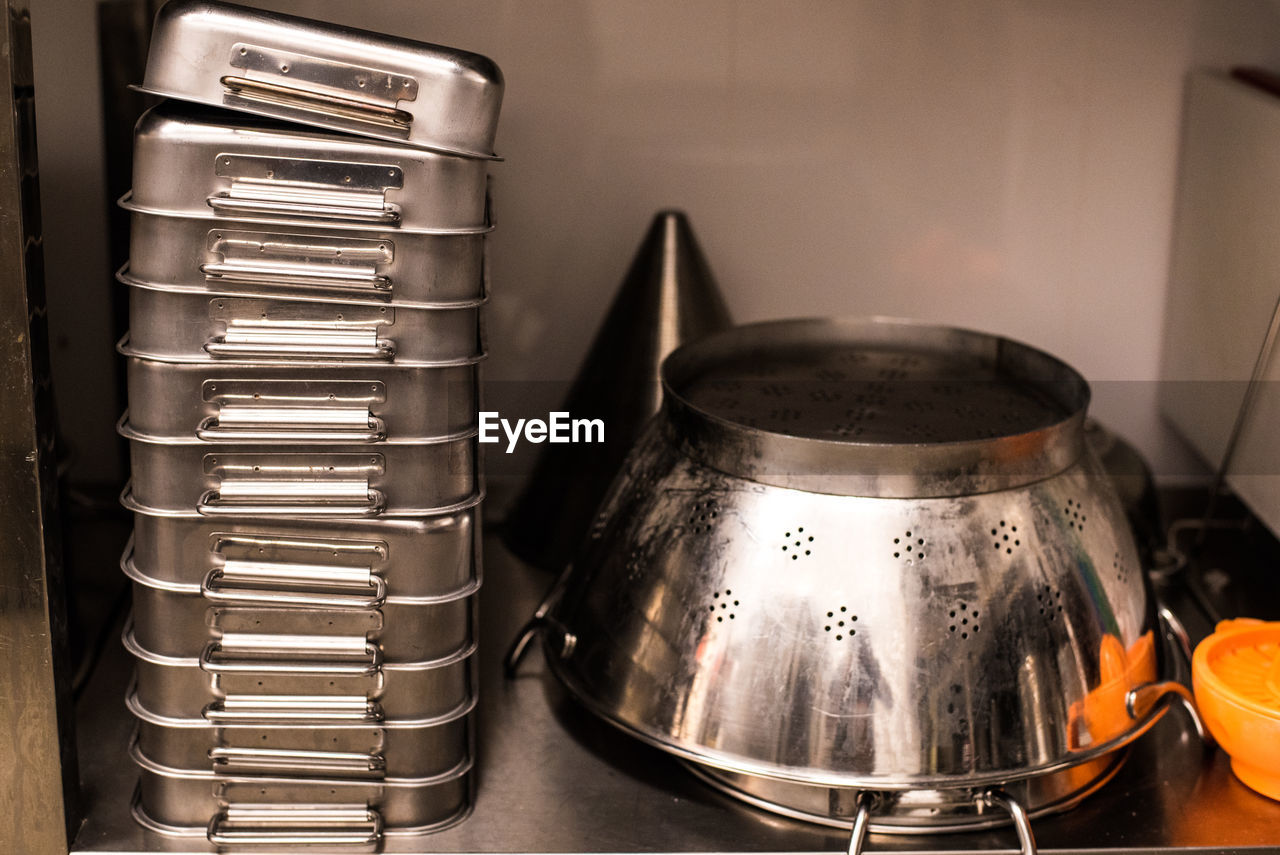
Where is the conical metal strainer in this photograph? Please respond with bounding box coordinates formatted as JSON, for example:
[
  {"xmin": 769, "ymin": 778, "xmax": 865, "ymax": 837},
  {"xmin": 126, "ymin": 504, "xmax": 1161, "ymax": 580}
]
[{"xmin": 510, "ymin": 317, "xmax": 1206, "ymax": 854}]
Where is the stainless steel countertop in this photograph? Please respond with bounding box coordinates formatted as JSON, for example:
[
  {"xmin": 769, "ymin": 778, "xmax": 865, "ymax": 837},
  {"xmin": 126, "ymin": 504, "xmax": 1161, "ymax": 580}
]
[{"xmin": 70, "ymin": 527, "xmax": 1280, "ymax": 854}]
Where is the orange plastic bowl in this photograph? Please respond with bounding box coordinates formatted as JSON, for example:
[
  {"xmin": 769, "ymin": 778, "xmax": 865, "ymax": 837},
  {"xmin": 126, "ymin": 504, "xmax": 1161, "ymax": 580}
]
[{"xmin": 1192, "ymin": 618, "xmax": 1280, "ymax": 800}]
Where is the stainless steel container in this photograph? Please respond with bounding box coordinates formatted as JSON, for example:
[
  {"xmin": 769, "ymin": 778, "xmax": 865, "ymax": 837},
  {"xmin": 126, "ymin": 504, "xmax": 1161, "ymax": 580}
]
[
  {"xmin": 127, "ymin": 101, "xmax": 490, "ymax": 233},
  {"xmin": 124, "ymin": 209, "xmax": 488, "ymax": 307},
  {"xmin": 125, "ymin": 625, "xmax": 475, "ymax": 722},
  {"xmin": 128, "ymin": 689, "xmax": 473, "ymax": 780},
  {"xmin": 122, "ymin": 343, "xmax": 481, "ymax": 441},
  {"xmin": 120, "ymin": 416, "xmax": 479, "ymax": 516},
  {"xmin": 132, "ymin": 741, "xmax": 473, "ymax": 841},
  {"xmin": 139, "ymin": 0, "xmax": 503, "ymax": 158},
  {"xmin": 125, "ymin": 487, "xmax": 480, "ymax": 599},
  {"xmin": 125, "ymin": 280, "xmax": 483, "ymax": 365},
  {"xmin": 124, "ymin": 548, "xmax": 475, "ymax": 664}
]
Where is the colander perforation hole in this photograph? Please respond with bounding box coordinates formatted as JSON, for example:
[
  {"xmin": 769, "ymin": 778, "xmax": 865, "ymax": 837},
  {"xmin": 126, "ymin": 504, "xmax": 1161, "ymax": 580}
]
[
  {"xmin": 834, "ymin": 406, "xmax": 874, "ymax": 437},
  {"xmin": 782, "ymin": 527, "xmax": 814, "ymax": 560},
  {"xmin": 904, "ymin": 422, "xmax": 940, "ymax": 440},
  {"xmin": 823, "ymin": 606, "xmax": 857, "ymax": 640},
  {"xmin": 948, "ymin": 601, "xmax": 980, "ymax": 638},
  {"xmin": 688, "ymin": 499, "xmax": 720, "ymax": 535},
  {"xmin": 893, "ymin": 531, "xmax": 924, "ymax": 561},
  {"xmin": 710, "ymin": 589, "xmax": 738, "ymax": 621},
  {"xmin": 1064, "ymin": 499, "xmax": 1087, "ymax": 531},
  {"xmin": 1112, "ymin": 550, "xmax": 1128, "ymax": 583},
  {"xmin": 1037, "ymin": 585, "xmax": 1064, "ymax": 619},
  {"xmin": 808, "ymin": 387, "xmax": 843, "ymax": 403},
  {"xmin": 991, "ymin": 521, "xmax": 1020, "ymax": 554}
]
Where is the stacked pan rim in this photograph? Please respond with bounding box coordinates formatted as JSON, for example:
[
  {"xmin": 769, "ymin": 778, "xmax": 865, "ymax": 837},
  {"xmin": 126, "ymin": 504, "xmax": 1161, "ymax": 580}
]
[{"xmin": 118, "ymin": 1, "xmax": 502, "ymax": 846}]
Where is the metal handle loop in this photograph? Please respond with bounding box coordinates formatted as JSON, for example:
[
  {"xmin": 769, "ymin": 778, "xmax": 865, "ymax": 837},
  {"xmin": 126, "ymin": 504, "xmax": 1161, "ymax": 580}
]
[
  {"xmin": 200, "ymin": 639, "xmax": 382, "ymax": 676},
  {"xmin": 1126, "ymin": 680, "xmax": 1213, "ymax": 746},
  {"xmin": 207, "ymin": 192, "xmax": 401, "ymax": 225},
  {"xmin": 1158, "ymin": 605, "xmax": 1195, "ymax": 674},
  {"xmin": 204, "ymin": 695, "xmax": 384, "ymax": 723},
  {"xmin": 196, "ymin": 414, "xmax": 386, "ymax": 444},
  {"xmin": 502, "ymin": 614, "xmax": 577, "ymax": 677},
  {"xmin": 221, "ymin": 74, "xmax": 413, "ymax": 130},
  {"xmin": 209, "ymin": 745, "xmax": 386, "ymax": 777},
  {"xmin": 201, "ymin": 260, "xmax": 392, "ymax": 292},
  {"xmin": 202, "ymin": 566, "xmax": 387, "ymax": 610},
  {"xmin": 197, "ymin": 488, "xmax": 386, "ymax": 517},
  {"xmin": 208, "ymin": 804, "xmax": 383, "ymax": 847},
  {"xmin": 204, "ymin": 337, "xmax": 395, "ymax": 362},
  {"xmin": 503, "ymin": 563, "xmax": 578, "ymax": 677},
  {"xmin": 845, "ymin": 791, "xmax": 875, "ymax": 855},
  {"xmin": 978, "ymin": 790, "xmax": 1037, "ymax": 855}
]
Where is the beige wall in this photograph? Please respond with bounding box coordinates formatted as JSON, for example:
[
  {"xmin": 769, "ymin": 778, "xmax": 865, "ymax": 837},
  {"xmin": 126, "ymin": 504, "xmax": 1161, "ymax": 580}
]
[{"xmin": 29, "ymin": 0, "xmax": 1280, "ymax": 485}]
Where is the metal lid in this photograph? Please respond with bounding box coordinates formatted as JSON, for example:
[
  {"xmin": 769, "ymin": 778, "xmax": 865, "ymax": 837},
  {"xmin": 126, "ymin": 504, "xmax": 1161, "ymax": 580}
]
[
  {"xmin": 140, "ymin": 0, "xmax": 503, "ymax": 158},
  {"xmin": 661, "ymin": 317, "xmax": 1090, "ymax": 498}
]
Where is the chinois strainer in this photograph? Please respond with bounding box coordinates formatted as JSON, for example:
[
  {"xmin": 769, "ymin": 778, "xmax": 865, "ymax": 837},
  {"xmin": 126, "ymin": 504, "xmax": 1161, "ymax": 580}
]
[{"xmin": 510, "ymin": 317, "xmax": 1205, "ymax": 854}]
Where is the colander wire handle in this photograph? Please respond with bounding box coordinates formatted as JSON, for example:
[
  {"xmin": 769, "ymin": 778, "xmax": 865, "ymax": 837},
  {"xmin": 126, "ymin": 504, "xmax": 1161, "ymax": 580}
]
[
  {"xmin": 1133, "ymin": 606, "xmax": 1214, "ymax": 747},
  {"xmin": 978, "ymin": 790, "xmax": 1036, "ymax": 855},
  {"xmin": 503, "ymin": 563, "xmax": 578, "ymax": 677},
  {"xmin": 845, "ymin": 792, "xmax": 874, "ymax": 855},
  {"xmin": 1159, "ymin": 605, "xmax": 1194, "ymax": 677},
  {"xmin": 1125, "ymin": 680, "xmax": 1213, "ymax": 746}
]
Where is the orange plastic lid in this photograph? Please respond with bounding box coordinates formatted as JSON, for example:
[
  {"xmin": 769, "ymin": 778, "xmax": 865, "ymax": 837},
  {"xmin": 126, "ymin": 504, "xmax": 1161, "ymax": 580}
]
[{"xmin": 1192, "ymin": 618, "xmax": 1280, "ymax": 801}]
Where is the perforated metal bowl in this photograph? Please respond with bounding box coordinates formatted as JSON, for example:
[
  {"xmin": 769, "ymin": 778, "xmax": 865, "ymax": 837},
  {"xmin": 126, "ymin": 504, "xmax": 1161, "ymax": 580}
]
[{"xmin": 531, "ymin": 317, "xmax": 1196, "ymax": 839}]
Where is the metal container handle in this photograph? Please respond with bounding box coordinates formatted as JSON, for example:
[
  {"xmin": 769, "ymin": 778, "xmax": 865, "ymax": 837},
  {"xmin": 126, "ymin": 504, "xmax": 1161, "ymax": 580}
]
[
  {"xmin": 207, "ymin": 192, "xmax": 401, "ymax": 225},
  {"xmin": 209, "ymin": 745, "xmax": 386, "ymax": 776},
  {"xmin": 221, "ymin": 74, "xmax": 413, "ymax": 131},
  {"xmin": 204, "ymin": 694, "xmax": 384, "ymax": 723},
  {"xmin": 200, "ymin": 637, "xmax": 382, "ymax": 676},
  {"xmin": 197, "ymin": 413, "xmax": 387, "ymax": 444},
  {"xmin": 204, "ymin": 332, "xmax": 395, "ymax": 362},
  {"xmin": 197, "ymin": 487, "xmax": 386, "ymax": 518},
  {"xmin": 208, "ymin": 804, "xmax": 383, "ymax": 847},
  {"xmin": 201, "ymin": 259, "xmax": 391, "ymax": 292},
  {"xmin": 202, "ymin": 560, "xmax": 387, "ymax": 609},
  {"xmin": 200, "ymin": 568, "xmax": 384, "ymax": 606}
]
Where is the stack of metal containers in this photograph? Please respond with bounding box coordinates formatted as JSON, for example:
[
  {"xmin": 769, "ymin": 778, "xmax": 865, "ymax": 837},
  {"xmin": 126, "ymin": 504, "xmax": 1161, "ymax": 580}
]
[{"xmin": 114, "ymin": 0, "xmax": 502, "ymax": 845}]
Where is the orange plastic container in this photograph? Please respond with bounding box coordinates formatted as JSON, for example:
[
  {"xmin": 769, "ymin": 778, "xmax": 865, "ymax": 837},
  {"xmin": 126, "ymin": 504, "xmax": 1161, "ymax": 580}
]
[{"xmin": 1192, "ymin": 618, "xmax": 1280, "ymax": 800}]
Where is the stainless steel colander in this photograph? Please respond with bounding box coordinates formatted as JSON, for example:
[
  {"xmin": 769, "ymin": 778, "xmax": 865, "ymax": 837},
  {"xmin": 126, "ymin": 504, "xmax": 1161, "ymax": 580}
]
[{"xmin": 514, "ymin": 317, "xmax": 1203, "ymax": 853}]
